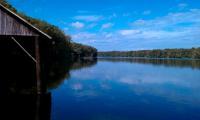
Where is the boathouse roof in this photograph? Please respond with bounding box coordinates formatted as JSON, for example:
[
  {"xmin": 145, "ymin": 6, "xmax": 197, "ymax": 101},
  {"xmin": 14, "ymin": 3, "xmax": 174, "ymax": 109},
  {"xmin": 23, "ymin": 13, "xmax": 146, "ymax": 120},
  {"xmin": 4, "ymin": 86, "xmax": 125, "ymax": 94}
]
[{"xmin": 0, "ymin": 3, "xmax": 51, "ymax": 39}]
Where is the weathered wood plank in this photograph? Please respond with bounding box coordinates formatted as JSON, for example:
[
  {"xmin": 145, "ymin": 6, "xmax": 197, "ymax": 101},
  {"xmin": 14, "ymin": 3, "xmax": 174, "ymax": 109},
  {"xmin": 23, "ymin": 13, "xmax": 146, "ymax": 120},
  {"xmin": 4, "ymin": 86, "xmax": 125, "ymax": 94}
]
[
  {"xmin": 0, "ymin": 7, "xmax": 38, "ymax": 36},
  {"xmin": 35, "ymin": 36, "xmax": 41, "ymax": 94}
]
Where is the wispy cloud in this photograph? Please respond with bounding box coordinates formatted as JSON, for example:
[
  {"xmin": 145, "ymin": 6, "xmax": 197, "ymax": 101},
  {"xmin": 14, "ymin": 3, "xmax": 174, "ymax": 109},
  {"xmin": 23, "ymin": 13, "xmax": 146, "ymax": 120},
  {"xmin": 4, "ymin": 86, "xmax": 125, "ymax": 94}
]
[
  {"xmin": 119, "ymin": 9, "xmax": 200, "ymax": 42},
  {"xmin": 101, "ymin": 23, "xmax": 114, "ymax": 29},
  {"xmin": 119, "ymin": 30, "xmax": 141, "ymax": 36},
  {"xmin": 71, "ymin": 83, "xmax": 83, "ymax": 91},
  {"xmin": 178, "ymin": 3, "xmax": 188, "ymax": 10},
  {"xmin": 71, "ymin": 21, "xmax": 85, "ymax": 29},
  {"xmin": 73, "ymin": 15, "xmax": 103, "ymax": 22},
  {"xmin": 71, "ymin": 9, "xmax": 200, "ymax": 51},
  {"xmin": 72, "ymin": 32, "xmax": 97, "ymax": 43},
  {"xmin": 132, "ymin": 9, "xmax": 200, "ymax": 30}
]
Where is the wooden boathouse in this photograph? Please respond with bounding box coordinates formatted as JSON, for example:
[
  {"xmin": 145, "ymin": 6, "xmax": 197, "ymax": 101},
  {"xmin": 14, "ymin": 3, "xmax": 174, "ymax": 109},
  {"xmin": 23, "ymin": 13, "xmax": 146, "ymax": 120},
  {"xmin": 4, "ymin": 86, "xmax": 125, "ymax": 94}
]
[{"xmin": 0, "ymin": 3, "xmax": 51, "ymax": 94}]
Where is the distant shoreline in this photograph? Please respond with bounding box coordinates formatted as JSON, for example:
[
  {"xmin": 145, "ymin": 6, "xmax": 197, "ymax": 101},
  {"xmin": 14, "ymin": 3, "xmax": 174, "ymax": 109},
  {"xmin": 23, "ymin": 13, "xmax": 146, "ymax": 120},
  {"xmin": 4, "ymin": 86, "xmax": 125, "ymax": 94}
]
[
  {"xmin": 98, "ymin": 47, "xmax": 200, "ymax": 60},
  {"xmin": 97, "ymin": 56, "xmax": 200, "ymax": 61}
]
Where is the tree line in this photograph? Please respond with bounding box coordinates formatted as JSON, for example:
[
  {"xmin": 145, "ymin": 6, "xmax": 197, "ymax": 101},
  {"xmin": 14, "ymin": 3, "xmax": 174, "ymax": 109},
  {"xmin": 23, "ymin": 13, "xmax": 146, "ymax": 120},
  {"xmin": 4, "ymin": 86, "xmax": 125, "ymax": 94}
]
[
  {"xmin": 98, "ymin": 48, "xmax": 200, "ymax": 59},
  {"xmin": 71, "ymin": 42, "xmax": 97, "ymax": 59}
]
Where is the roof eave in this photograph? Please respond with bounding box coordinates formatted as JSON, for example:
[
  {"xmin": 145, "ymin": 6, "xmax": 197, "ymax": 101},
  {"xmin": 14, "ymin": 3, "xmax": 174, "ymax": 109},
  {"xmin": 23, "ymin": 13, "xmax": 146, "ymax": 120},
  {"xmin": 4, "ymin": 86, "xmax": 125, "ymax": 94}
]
[{"xmin": 0, "ymin": 3, "xmax": 52, "ymax": 39}]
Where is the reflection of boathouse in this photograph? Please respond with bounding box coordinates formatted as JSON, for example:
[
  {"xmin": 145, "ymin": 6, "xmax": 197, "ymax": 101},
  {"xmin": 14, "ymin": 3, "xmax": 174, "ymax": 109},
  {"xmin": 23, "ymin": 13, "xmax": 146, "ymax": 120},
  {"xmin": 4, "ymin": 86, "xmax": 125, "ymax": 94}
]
[
  {"xmin": 1, "ymin": 94, "xmax": 51, "ymax": 120},
  {"xmin": 0, "ymin": 4, "xmax": 51, "ymax": 94}
]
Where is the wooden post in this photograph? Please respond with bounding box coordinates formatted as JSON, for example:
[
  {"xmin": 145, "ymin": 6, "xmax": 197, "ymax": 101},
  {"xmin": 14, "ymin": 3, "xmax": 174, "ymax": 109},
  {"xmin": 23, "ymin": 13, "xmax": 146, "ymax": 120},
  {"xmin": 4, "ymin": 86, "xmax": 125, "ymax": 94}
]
[{"xmin": 35, "ymin": 36, "xmax": 41, "ymax": 94}]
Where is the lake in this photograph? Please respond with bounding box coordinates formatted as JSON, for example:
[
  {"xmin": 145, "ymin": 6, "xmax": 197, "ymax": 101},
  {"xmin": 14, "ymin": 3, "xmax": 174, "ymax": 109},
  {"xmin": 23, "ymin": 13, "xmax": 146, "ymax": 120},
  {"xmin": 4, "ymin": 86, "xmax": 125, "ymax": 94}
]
[{"xmin": 50, "ymin": 58, "xmax": 200, "ymax": 120}]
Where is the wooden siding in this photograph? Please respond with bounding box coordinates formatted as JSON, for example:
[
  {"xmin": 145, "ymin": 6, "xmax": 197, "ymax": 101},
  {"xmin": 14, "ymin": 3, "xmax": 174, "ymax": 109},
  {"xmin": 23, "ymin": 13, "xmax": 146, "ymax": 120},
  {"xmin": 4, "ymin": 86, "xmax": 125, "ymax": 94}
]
[{"xmin": 0, "ymin": 7, "xmax": 38, "ymax": 36}]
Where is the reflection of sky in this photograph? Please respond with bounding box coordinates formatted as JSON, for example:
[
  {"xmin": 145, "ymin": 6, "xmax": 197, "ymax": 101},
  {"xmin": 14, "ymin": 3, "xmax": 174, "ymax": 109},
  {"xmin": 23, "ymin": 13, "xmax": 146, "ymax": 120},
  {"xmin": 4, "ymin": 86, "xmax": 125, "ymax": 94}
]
[
  {"xmin": 68, "ymin": 62, "xmax": 200, "ymax": 104},
  {"xmin": 51, "ymin": 60, "xmax": 200, "ymax": 120}
]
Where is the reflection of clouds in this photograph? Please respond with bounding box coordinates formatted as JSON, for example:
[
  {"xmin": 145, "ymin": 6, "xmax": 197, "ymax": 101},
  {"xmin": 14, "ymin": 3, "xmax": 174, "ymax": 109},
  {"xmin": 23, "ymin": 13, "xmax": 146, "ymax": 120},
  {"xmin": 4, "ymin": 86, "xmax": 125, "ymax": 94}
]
[
  {"xmin": 75, "ymin": 90, "xmax": 98, "ymax": 97},
  {"xmin": 118, "ymin": 72, "xmax": 200, "ymax": 89},
  {"xmin": 71, "ymin": 89, "xmax": 99, "ymax": 100},
  {"xmin": 67, "ymin": 61, "xmax": 200, "ymax": 105},
  {"xmin": 70, "ymin": 62, "xmax": 200, "ymax": 89},
  {"xmin": 100, "ymin": 83, "xmax": 111, "ymax": 90},
  {"xmin": 70, "ymin": 83, "xmax": 99, "ymax": 99},
  {"xmin": 71, "ymin": 69, "xmax": 97, "ymax": 80},
  {"xmin": 70, "ymin": 82, "xmax": 99, "ymax": 98},
  {"xmin": 71, "ymin": 62, "xmax": 122, "ymax": 81},
  {"xmin": 71, "ymin": 83, "xmax": 83, "ymax": 91},
  {"xmin": 129, "ymin": 85, "xmax": 200, "ymax": 106},
  {"xmin": 120, "ymin": 77, "xmax": 142, "ymax": 85}
]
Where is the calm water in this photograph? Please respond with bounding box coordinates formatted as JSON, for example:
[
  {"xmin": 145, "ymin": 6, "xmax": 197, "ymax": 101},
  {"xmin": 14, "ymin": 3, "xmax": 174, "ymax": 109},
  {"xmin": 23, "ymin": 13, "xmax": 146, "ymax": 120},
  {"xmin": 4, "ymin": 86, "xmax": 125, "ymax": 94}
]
[{"xmin": 50, "ymin": 58, "xmax": 200, "ymax": 120}]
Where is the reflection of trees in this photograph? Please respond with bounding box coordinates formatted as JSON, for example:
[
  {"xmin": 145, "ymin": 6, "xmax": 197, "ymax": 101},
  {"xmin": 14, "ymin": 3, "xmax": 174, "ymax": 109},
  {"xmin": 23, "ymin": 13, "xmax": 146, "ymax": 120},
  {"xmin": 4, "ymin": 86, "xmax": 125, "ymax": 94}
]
[
  {"xmin": 42, "ymin": 60, "xmax": 71, "ymax": 90},
  {"xmin": 47, "ymin": 58, "xmax": 97, "ymax": 90},
  {"xmin": 0, "ymin": 38, "xmax": 96, "ymax": 120},
  {"xmin": 0, "ymin": 37, "xmax": 97, "ymax": 93},
  {"xmin": 0, "ymin": 57, "xmax": 97, "ymax": 119},
  {"xmin": 98, "ymin": 58, "xmax": 200, "ymax": 69},
  {"xmin": 70, "ymin": 58, "xmax": 97, "ymax": 70}
]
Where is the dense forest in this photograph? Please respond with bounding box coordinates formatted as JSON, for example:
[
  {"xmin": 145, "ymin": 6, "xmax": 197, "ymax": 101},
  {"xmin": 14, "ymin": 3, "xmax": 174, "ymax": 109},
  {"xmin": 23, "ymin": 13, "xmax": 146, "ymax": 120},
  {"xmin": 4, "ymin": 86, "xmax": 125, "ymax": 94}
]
[
  {"xmin": 98, "ymin": 48, "xmax": 200, "ymax": 59},
  {"xmin": 71, "ymin": 42, "xmax": 97, "ymax": 59}
]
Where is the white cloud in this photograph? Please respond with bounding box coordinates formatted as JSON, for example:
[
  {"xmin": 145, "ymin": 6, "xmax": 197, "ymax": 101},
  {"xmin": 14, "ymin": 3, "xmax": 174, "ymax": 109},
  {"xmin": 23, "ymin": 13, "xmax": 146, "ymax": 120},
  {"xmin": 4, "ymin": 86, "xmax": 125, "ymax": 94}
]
[
  {"xmin": 72, "ymin": 32, "xmax": 97, "ymax": 43},
  {"xmin": 72, "ymin": 27, "xmax": 200, "ymax": 51},
  {"xmin": 143, "ymin": 10, "xmax": 151, "ymax": 15},
  {"xmin": 101, "ymin": 23, "xmax": 114, "ymax": 29},
  {"xmin": 71, "ymin": 83, "xmax": 83, "ymax": 91},
  {"xmin": 119, "ymin": 30, "xmax": 141, "ymax": 36},
  {"xmin": 71, "ymin": 21, "xmax": 85, "ymax": 29},
  {"xmin": 104, "ymin": 33, "xmax": 113, "ymax": 38},
  {"xmin": 118, "ymin": 29, "xmax": 180, "ymax": 40},
  {"xmin": 178, "ymin": 3, "xmax": 188, "ymax": 10},
  {"xmin": 74, "ymin": 15, "xmax": 103, "ymax": 22},
  {"xmin": 132, "ymin": 9, "xmax": 200, "ymax": 29},
  {"xmin": 71, "ymin": 9, "xmax": 200, "ymax": 51}
]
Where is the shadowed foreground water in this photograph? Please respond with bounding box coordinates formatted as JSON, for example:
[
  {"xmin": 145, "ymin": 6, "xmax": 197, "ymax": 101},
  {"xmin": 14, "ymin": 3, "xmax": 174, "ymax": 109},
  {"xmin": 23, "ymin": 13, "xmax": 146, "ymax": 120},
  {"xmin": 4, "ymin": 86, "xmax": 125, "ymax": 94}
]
[{"xmin": 50, "ymin": 58, "xmax": 200, "ymax": 120}]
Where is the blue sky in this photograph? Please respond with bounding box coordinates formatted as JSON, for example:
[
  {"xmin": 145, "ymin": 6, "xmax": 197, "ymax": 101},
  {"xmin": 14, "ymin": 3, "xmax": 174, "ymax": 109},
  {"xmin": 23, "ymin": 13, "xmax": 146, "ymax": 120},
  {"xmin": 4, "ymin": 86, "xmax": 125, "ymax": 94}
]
[{"xmin": 8, "ymin": 0, "xmax": 200, "ymax": 51}]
